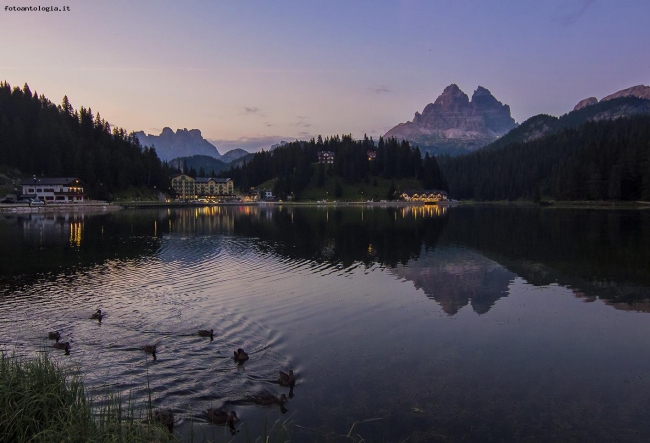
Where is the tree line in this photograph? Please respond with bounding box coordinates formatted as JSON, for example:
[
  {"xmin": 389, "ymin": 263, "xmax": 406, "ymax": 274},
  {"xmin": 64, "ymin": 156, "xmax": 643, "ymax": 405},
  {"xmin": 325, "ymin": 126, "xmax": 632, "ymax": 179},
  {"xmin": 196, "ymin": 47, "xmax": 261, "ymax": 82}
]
[
  {"xmin": 439, "ymin": 115, "xmax": 650, "ymax": 201},
  {"xmin": 0, "ymin": 81, "xmax": 174, "ymax": 199},
  {"xmin": 221, "ymin": 134, "xmax": 448, "ymax": 199}
]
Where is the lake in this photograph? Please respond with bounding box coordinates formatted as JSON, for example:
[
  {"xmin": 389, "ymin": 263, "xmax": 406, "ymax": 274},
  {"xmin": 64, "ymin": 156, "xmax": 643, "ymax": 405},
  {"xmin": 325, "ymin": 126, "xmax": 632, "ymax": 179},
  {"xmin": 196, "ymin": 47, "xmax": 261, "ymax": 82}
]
[{"xmin": 1, "ymin": 204, "xmax": 650, "ymax": 442}]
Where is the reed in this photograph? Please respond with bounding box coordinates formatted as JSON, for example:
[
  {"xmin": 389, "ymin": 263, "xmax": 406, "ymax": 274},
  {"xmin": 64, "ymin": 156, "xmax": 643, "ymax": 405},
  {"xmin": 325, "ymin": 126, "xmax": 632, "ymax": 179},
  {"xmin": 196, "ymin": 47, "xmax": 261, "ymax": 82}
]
[{"xmin": 0, "ymin": 352, "xmax": 174, "ymax": 443}]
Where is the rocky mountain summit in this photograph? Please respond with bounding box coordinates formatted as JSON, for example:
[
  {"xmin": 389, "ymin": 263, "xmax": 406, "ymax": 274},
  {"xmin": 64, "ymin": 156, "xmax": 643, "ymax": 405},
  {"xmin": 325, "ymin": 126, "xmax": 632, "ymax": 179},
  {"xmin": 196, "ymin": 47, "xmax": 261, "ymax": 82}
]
[
  {"xmin": 384, "ymin": 84, "xmax": 517, "ymax": 156},
  {"xmin": 135, "ymin": 127, "xmax": 221, "ymax": 162},
  {"xmin": 573, "ymin": 84, "xmax": 650, "ymax": 111}
]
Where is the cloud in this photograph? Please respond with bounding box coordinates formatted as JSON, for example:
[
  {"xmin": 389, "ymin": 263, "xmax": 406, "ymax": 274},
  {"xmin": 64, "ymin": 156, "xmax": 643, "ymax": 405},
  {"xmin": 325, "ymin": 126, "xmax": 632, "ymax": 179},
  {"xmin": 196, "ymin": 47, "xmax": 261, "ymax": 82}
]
[
  {"xmin": 555, "ymin": 0, "xmax": 595, "ymax": 26},
  {"xmin": 293, "ymin": 116, "xmax": 311, "ymax": 128},
  {"xmin": 244, "ymin": 106, "xmax": 265, "ymax": 117},
  {"xmin": 368, "ymin": 86, "xmax": 391, "ymax": 95}
]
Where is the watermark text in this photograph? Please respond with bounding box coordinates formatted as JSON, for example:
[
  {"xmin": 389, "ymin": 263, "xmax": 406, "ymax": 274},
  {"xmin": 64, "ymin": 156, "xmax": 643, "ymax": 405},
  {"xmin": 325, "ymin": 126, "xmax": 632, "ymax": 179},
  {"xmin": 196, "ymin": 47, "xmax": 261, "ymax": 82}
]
[{"xmin": 5, "ymin": 5, "xmax": 70, "ymax": 12}]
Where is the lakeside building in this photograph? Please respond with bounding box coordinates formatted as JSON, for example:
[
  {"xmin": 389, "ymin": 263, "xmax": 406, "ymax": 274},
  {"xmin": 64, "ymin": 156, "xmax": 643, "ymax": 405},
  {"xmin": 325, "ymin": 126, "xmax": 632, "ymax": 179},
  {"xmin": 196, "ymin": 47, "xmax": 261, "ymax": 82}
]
[
  {"xmin": 20, "ymin": 177, "xmax": 85, "ymax": 203},
  {"xmin": 170, "ymin": 174, "xmax": 235, "ymax": 201},
  {"xmin": 400, "ymin": 189, "xmax": 448, "ymax": 203}
]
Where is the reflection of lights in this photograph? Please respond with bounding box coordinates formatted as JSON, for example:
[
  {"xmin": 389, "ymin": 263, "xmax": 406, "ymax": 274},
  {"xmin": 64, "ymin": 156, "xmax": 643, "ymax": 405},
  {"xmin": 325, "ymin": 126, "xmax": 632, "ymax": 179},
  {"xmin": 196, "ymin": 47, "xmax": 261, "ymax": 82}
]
[
  {"xmin": 154, "ymin": 220, "xmax": 157, "ymax": 237},
  {"xmin": 69, "ymin": 222, "xmax": 82, "ymax": 247}
]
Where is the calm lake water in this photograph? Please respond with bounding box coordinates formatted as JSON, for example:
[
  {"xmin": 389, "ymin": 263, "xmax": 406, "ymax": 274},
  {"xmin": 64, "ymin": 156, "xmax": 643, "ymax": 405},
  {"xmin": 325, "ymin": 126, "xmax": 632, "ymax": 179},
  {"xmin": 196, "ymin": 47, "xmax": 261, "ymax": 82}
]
[{"xmin": 1, "ymin": 204, "xmax": 650, "ymax": 442}]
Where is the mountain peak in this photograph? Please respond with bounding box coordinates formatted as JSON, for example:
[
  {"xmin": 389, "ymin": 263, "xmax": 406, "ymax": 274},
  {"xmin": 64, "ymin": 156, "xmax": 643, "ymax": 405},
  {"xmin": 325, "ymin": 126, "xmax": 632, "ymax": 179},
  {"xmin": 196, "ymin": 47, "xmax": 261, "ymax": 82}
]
[
  {"xmin": 385, "ymin": 84, "xmax": 517, "ymax": 156},
  {"xmin": 136, "ymin": 127, "xmax": 221, "ymax": 162}
]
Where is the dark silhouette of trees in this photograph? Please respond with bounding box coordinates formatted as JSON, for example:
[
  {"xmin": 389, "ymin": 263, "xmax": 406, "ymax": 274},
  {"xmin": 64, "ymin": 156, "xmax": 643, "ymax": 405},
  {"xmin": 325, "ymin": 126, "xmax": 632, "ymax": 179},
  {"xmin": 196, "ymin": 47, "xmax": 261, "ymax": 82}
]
[
  {"xmin": 439, "ymin": 115, "xmax": 650, "ymax": 201},
  {"xmin": 0, "ymin": 81, "xmax": 174, "ymax": 199},
  {"xmin": 221, "ymin": 134, "xmax": 447, "ymax": 197}
]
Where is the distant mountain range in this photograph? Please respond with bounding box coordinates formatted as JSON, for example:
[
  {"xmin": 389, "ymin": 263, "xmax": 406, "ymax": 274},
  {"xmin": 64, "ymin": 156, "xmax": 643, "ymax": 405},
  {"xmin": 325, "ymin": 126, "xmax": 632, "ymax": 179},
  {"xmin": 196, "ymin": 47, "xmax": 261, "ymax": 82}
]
[
  {"xmin": 384, "ymin": 83, "xmax": 650, "ymax": 157},
  {"xmin": 484, "ymin": 86, "xmax": 650, "ymax": 152},
  {"xmin": 384, "ymin": 84, "xmax": 517, "ymax": 156},
  {"xmin": 135, "ymin": 127, "xmax": 221, "ymax": 161},
  {"xmin": 135, "ymin": 127, "xmax": 249, "ymax": 165}
]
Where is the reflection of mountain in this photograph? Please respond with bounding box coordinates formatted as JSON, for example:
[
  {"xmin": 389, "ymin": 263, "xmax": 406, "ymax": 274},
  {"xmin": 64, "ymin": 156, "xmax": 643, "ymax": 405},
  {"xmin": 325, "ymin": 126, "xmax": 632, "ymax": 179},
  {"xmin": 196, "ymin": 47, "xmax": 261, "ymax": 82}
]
[
  {"xmin": 441, "ymin": 206, "xmax": 650, "ymax": 312},
  {"xmin": 502, "ymin": 258, "xmax": 650, "ymax": 313},
  {"xmin": 391, "ymin": 247, "xmax": 515, "ymax": 315}
]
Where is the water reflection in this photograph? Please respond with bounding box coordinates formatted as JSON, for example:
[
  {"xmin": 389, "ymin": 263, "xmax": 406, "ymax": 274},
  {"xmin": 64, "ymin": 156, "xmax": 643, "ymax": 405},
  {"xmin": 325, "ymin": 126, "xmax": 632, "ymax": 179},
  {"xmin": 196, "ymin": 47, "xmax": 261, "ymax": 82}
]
[
  {"xmin": 3, "ymin": 205, "xmax": 650, "ymax": 316},
  {"xmin": 2, "ymin": 205, "xmax": 650, "ymax": 442},
  {"xmin": 391, "ymin": 248, "xmax": 516, "ymax": 315}
]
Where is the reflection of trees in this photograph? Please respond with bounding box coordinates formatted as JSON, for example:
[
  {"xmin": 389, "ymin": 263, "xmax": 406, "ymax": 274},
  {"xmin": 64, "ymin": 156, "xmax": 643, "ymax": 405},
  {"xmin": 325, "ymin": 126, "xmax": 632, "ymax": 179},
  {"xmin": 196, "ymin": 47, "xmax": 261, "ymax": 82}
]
[
  {"xmin": 441, "ymin": 206, "xmax": 650, "ymax": 309},
  {"xmin": 0, "ymin": 212, "xmax": 161, "ymax": 282},
  {"xmin": 231, "ymin": 206, "xmax": 449, "ymax": 269}
]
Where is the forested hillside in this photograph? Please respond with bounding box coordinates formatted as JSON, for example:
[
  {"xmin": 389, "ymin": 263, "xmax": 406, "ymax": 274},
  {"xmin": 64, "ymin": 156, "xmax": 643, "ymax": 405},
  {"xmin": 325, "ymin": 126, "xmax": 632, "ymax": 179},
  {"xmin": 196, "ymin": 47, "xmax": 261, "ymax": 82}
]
[
  {"xmin": 439, "ymin": 115, "xmax": 650, "ymax": 201},
  {"xmin": 222, "ymin": 134, "xmax": 448, "ymax": 199},
  {"xmin": 0, "ymin": 81, "xmax": 174, "ymax": 199}
]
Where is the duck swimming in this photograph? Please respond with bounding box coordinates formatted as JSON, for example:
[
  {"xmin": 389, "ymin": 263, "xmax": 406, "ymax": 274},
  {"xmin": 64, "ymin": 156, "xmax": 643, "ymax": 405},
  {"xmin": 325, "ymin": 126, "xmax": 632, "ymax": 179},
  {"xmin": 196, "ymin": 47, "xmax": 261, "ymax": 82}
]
[
  {"xmin": 233, "ymin": 348, "xmax": 249, "ymax": 362},
  {"xmin": 53, "ymin": 341, "xmax": 70, "ymax": 354},
  {"xmin": 198, "ymin": 329, "xmax": 214, "ymax": 340},
  {"xmin": 142, "ymin": 344, "xmax": 157, "ymax": 360},
  {"xmin": 251, "ymin": 391, "xmax": 288, "ymax": 407},
  {"xmin": 91, "ymin": 309, "xmax": 103, "ymax": 321},
  {"xmin": 48, "ymin": 331, "xmax": 61, "ymax": 342},
  {"xmin": 278, "ymin": 370, "xmax": 296, "ymax": 387},
  {"xmin": 206, "ymin": 408, "xmax": 238, "ymax": 426}
]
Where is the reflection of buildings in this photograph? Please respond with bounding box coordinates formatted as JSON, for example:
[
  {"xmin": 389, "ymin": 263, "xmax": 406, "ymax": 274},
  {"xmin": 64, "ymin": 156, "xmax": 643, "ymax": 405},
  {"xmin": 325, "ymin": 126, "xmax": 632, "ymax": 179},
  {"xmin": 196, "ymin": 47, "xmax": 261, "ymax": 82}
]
[
  {"xmin": 6, "ymin": 213, "xmax": 86, "ymax": 247},
  {"xmin": 166, "ymin": 206, "xmax": 236, "ymax": 234},
  {"xmin": 391, "ymin": 247, "xmax": 515, "ymax": 315}
]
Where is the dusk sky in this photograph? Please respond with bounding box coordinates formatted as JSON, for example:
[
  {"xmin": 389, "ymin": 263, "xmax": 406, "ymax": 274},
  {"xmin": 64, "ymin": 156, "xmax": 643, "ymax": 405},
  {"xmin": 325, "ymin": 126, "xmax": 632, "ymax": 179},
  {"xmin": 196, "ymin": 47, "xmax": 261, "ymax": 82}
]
[{"xmin": 2, "ymin": 0, "xmax": 648, "ymax": 153}]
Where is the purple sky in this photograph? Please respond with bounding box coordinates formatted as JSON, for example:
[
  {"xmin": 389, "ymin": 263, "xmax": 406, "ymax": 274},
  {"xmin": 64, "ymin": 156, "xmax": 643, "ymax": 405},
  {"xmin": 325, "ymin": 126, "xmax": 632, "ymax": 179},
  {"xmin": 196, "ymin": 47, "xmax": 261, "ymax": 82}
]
[{"xmin": 1, "ymin": 0, "xmax": 648, "ymax": 153}]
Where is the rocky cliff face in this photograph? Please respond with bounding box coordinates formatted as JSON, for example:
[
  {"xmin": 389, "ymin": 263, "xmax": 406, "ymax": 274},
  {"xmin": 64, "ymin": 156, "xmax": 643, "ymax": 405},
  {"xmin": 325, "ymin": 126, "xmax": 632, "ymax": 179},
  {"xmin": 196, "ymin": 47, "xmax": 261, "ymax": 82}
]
[
  {"xmin": 572, "ymin": 85, "xmax": 650, "ymax": 111},
  {"xmin": 384, "ymin": 84, "xmax": 517, "ymax": 156},
  {"xmin": 135, "ymin": 127, "xmax": 221, "ymax": 161},
  {"xmin": 573, "ymin": 97, "xmax": 598, "ymax": 111},
  {"xmin": 601, "ymin": 84, "xmax": 650, "ymax": 101}
]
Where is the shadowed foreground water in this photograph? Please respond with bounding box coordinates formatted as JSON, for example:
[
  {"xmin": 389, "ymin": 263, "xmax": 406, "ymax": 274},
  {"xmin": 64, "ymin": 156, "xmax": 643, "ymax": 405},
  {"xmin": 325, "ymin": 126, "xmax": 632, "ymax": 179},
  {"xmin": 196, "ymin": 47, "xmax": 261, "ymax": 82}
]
[{"xmin": 1, "ymin": 205, "xmax": 650, "ymax": 442}]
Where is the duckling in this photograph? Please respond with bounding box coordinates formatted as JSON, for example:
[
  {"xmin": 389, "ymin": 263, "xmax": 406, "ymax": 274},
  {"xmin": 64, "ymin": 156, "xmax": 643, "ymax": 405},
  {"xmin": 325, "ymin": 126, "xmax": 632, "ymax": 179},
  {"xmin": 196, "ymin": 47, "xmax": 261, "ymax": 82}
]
[
  {"xmin": 153, "ymin": 408, "xmax": 174, "ymax": 433},
  {"xmin": 206, "ymin": 408, "xmax": 239, "ymax": 427},
  {"xmin": 142, "ymin": 344, "xmax": 157, "ymax": 360},
  {"xmin": 278, "ymin": 370, "xmax": 296, "ymax": 388},
  {"xmin": 90, "ymin": 309, "xmax": 103, "ymax": 322},
  {"xmin": 53, "ymin": 341, "xmax": 70, "ymax": 355},
  {"xmin": 251, "ymin": 391, "xmax": 288, "ymax": 407},
  {"xmin": 48, "ymin": 331, "xmax": 61, "ymax": 342},
  {"xmin": 198, "ymin": 329, "xmax": 214, "ymax": 340},
  {"xmin": 233, "ymin": 348, "xmax": 249, "ymax": 362}
]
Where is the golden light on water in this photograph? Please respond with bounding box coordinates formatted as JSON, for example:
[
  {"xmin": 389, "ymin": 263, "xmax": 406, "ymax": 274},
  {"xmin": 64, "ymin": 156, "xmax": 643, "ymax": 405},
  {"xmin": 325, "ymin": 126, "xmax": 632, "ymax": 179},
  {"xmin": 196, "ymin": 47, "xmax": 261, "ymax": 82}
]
[{"xmin": 69, "ymin": 221, "xmax": 82, "ymax": 247}]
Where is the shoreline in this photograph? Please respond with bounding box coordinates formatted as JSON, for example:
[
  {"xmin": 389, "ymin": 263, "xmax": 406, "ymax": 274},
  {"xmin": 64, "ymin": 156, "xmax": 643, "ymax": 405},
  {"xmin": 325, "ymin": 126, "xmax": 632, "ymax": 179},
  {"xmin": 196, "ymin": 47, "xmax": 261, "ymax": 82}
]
[
  {"xmin": 0, "ymin": 202, "xmax": 122, "ymax": 214},
  {"xmin": 3, "ymin": 199, "xmax": 647, "ymax": 213}
]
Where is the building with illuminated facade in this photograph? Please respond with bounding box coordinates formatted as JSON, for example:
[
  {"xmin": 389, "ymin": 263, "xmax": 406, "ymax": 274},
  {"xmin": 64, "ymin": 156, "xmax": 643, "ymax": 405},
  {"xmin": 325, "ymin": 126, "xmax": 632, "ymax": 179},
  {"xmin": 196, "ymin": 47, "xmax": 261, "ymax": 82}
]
[
  {"xmin": 170, "ymin": 174, "xmax": 235, "ymax": 201},
  {"xmin": 20, "ymin": 177, "xmax": 85, "ymax": 203}
]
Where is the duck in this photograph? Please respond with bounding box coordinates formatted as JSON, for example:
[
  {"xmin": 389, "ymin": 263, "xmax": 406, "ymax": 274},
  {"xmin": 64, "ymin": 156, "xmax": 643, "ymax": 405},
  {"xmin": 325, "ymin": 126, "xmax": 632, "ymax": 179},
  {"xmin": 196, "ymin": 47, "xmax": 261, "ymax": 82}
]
[
  {"xmin": 53, "ymin": 341, "xmax": 70, "ymax": 354},
  {"xmin": 153, "ymin": 409, "xmax": 174, "ymax": 433},
  {"xmin": 90, "ymin": 309, "xmax": 103, "ymax": 321},
  {"xmin": 206, "ymin": 408, "xmax": 239, "ymax": 427},
  {"xmin": 251, "ymin": 391, "xmax": 288, "ymax": 407},
  {"xmin": 198, "ymin": 329, "xmax": 214, "ymax": 340},
  {"xmin": 142, "ymin": 344, "xmax": 157, "ymax": 360},
  {"xmin": 233, "ymin": 348, "xmax": 249, "ymax": 362},
  {"xmin": 48, "ymin": 331, "xmax": 61, "ymax": 342},
  {"xmin": 278, "ymin": 370, "xmax": 296, "ymax": 388}
]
